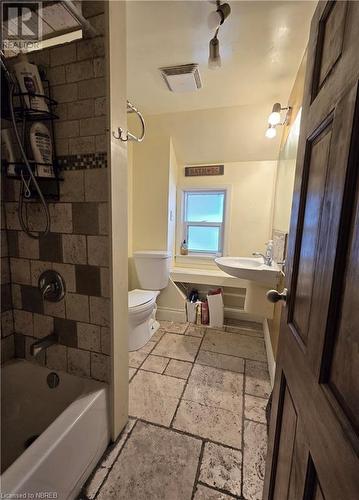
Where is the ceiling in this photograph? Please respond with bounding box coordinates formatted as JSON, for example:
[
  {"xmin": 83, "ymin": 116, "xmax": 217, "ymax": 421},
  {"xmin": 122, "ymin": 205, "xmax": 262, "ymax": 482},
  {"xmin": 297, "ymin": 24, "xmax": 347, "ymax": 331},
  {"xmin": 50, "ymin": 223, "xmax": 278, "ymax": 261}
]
[{"xmin": 127, "ymin": 1, "xmax": 317, "ymax": 116}]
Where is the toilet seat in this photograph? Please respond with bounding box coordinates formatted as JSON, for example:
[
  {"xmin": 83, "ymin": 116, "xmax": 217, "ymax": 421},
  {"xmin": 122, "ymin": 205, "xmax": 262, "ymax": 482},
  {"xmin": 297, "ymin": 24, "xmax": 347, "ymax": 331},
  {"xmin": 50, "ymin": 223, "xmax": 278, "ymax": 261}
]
[{"xmin": 128, "ymin": 289, "xmax": 158, "ymax": 312}]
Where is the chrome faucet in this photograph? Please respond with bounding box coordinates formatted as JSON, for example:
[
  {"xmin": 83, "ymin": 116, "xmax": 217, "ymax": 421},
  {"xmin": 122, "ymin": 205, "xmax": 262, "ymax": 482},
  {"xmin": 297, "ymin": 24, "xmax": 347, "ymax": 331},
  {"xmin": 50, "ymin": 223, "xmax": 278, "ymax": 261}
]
[
  {"xmin": 253, "ymin": 241, "xmax": 273, "ymax": 266},
  {"xmin": 30, "ymin": 333, "xmax": 58, "ymax": 357}
]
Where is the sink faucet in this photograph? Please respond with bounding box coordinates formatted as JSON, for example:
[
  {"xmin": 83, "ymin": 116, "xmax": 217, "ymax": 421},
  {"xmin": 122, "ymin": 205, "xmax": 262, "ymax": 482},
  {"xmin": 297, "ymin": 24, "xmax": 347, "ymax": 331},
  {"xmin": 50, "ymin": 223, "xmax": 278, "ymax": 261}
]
[
  {"xmin": 30, "ymin": 333, "xmax": 58, "ymax": 357},
  {"xmin": 253, "ymin": 240, "xmax": 273, "ymax": 266}
]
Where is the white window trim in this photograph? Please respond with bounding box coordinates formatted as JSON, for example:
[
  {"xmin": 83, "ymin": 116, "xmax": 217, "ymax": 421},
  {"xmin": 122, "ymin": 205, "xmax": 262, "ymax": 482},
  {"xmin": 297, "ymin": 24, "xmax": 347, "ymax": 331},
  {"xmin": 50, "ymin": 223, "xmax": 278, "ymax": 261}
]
[{"xmin": 176, "ymin": 186, "xmax": 231, "ymax": 258}]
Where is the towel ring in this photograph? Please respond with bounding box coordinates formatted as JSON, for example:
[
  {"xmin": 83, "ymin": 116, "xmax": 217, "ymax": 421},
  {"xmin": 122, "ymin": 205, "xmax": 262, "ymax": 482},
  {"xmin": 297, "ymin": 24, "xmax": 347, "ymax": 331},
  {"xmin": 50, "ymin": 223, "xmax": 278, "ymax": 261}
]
[{"xmin": 112, "ymin": 100, "xmax": 145, "ymax": 142}]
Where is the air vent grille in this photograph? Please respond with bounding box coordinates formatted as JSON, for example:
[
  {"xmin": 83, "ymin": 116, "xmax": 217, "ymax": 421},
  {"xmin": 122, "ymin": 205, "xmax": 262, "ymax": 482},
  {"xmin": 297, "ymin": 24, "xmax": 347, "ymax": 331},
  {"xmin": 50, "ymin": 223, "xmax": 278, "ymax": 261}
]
[{"xmin": 159, "ymin": 64, "xmax": 202, "ymax": 92}]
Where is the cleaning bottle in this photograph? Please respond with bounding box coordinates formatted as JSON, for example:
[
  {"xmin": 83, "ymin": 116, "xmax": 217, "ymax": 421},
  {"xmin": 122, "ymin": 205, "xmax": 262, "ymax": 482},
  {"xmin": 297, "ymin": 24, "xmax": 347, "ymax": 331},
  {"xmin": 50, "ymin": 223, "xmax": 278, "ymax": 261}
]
[{"xmin": 180, "ymin": 239, "xmax": 188, "ymax": 255}]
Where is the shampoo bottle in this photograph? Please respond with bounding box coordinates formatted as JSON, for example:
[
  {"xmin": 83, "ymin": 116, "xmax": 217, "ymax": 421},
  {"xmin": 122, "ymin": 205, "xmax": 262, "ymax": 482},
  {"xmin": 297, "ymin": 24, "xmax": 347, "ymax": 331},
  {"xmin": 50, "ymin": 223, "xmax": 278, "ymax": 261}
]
[
  {"xmin": 30, "ymin": 122, "xmax": 54, "ymax": 177},
  {"xmin": 13, "ymin": 55, "xmax": 49, "ymax": 112}
]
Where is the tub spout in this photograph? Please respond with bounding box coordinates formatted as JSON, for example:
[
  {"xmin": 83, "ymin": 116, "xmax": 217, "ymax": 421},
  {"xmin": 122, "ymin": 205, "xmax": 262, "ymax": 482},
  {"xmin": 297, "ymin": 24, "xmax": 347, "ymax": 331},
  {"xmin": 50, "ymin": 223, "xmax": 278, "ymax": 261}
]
[{"xmin": 30, "ymin": 333, "xmax": 58, "ymax": 357}]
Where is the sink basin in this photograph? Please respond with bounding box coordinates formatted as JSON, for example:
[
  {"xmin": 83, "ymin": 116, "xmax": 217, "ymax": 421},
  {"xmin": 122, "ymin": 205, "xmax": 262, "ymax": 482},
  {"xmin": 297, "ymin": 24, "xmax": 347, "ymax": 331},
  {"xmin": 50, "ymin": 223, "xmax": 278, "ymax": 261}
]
[{"xmin": 215, "ymin": 256, "xmax": 280, "ymax": 286}]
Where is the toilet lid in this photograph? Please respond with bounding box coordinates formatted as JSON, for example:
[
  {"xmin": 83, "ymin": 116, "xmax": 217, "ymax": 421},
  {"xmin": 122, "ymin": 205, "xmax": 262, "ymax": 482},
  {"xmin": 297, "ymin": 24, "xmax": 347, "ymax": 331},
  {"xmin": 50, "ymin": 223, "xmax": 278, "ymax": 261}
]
[{"xmin": 128, "ymin": 289, "xmax": 156, "ymax": 308}]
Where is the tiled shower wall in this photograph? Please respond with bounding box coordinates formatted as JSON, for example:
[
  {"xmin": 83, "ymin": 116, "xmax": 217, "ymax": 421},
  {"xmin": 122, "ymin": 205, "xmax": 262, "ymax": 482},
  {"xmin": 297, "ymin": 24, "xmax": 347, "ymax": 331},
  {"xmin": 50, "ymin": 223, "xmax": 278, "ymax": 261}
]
[
  {"xmin": 1, "ymin": 183, "xmax": 15, "ymax": 363},
  {"xmin": 1, "ymin": 1, "xmax": 111, "ymax": 382}
]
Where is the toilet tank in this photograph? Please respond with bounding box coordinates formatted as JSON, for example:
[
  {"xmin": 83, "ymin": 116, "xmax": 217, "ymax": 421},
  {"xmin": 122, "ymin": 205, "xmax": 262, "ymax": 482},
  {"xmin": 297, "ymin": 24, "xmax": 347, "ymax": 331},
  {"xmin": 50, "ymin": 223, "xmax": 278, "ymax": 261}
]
[{"xmin": 133, "ymin": 251, "xmax": 171, "ymax": 290}]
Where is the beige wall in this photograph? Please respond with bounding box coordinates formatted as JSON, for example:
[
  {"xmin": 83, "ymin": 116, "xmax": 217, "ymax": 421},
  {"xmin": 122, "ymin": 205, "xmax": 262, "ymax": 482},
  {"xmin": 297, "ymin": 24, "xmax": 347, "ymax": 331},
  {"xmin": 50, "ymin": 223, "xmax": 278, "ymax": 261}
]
[
  {"xmin": 167, "ymin": 140, "xmax": 178, "ymax": 257},
  {"xmin": 178, "ymin": 161, "xmax": 277, "ymax": 259},
  {"xmin": 132, "ymin": 131, "xmax": 171, "ymax": 252},
  {"xmin": 138, "ymin": 104, "xmax": 282, "ymax": 165}
]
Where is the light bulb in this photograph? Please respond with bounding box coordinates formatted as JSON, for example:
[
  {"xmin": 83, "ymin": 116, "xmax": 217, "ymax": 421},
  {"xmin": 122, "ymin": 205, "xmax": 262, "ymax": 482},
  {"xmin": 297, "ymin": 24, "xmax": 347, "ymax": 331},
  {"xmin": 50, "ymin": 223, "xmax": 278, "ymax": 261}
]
[
  {"xmin": 268, "ymin": 111, "xmax": 281, "ymax": 126},
  {"xmin": 208, "ymin": 54, "xmax": 221, "ymax": 69},
  {"xmin": 209, "ymin": 36, "xmax": 221, "ymax": 69},
  {"xmin": 265, "ymin": 126, "xmax": 277, "ymax": 139}
]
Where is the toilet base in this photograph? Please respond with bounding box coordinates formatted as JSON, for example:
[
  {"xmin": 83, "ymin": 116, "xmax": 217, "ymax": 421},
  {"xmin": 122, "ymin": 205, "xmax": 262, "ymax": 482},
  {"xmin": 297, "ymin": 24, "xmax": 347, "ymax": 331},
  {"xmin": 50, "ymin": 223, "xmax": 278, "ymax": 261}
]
[{"xmin": 128, "ymin": 317, "xmax": 160, "ymax": 352}]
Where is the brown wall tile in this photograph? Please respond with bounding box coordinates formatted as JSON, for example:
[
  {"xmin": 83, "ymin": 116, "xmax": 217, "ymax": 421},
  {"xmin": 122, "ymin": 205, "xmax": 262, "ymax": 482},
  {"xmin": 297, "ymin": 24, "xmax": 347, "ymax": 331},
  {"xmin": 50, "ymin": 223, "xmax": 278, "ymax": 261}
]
[
  {"xmin": 67, "ymin": 99, "xmax": 95, "ymax": 120},
  {"xmin": 87, "ymin": 235, "xmax": 109, "ymax": 266},
  {"xmin": 77, "ymin": 37, "xmax": 105, "ymax": 61},
  {"xmin": 77, "ymin": 322, "xmax": 101, "ymax": 352},
  {"xmin": 65, "ymin": 293, "xmax": 89, "ymax": 322},
  {"xmin": 69, "ymin": 136, "xmax": 95, "ymax": 155},
  {"xmin": 44, "ymin": 299, "xmax": 65, "ymax": 318},
  {"xmin": 46, "ymin": 344, "xmax": 68, "ymax": 371},
  {"xmin": 54, "ymin": 317, "xmax": 77, "ymax": 347},
  {"xmin": 21, "ymin": 286, "xmax": 44, "ymax": 314},
  {"xmin": 50, "ymin": 43, "xmax": 76, "ymax": 66},
  {"xmin": 33, "ymin": 313, "xmax": 54, "ymax": 338},
  {"xmin": 14, "ymin": 309, "xmax": 33, "ymax": 336},
  {"xmin": 78, "ymin": 77, "xmax": 105, "ymax": 99},
  {"xmin": 1, "ymin": 335, "xmax": 15, "ymax": 364},
  {"xmin": 72, "ymin": 203, "xmax": 99, "ymax": 235},
  {"xmin": 84, "ymin": 169, "xmax": 108, "ymax": 202},
  {"xmin": 91, "ymin": 352, "xmax": 110, "ymax": 382},
  {"xmin": 10, "ymin": 258, "xmax": 31, "ymax": 285},
  {"xmin": 59, "ymin": 171, "xmax": 85, "ymax": 202},
  {"xmin": 75, "ymin": 264, "xmax": 101, "ymax": 296},
  {"xmin": 18, "ymin": 232, "xmax": 39, "ymax": 259},
  {"xmin": 39, "ymin": 233, "xmax": 63, "ymax": 262},
  {"xmin": 100, "ymin": 326, "xmax": 110, "ymax": 355},
  {"xmin": 52, "ymin": 262, "xmax": 76, "ymax": 292},
  {"xmin": 90, "ymin": 296, "xmax": 110, "ymax": 327},
  {"xmin": 68, "ymin": 347, "xmax": 90, "ymax": 377},
  {"xmin": 66, "ymin": 59, "xmax": 94, "ymax": 83},
  {"xmin": 62, "ymin": 234, "xmax": 87, "ymax": 264},
  {"xmin": 49, "ymin": 204, "xmax": 73, "ymax": 233}
]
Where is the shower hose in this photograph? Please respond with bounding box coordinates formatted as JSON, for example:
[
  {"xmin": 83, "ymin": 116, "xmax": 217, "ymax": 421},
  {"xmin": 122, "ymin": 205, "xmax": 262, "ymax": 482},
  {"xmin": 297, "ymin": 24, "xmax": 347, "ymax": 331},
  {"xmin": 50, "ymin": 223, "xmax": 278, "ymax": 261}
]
[{"xmin": 7, "ymin": 77, "xmax": 51, "ymax": 239}]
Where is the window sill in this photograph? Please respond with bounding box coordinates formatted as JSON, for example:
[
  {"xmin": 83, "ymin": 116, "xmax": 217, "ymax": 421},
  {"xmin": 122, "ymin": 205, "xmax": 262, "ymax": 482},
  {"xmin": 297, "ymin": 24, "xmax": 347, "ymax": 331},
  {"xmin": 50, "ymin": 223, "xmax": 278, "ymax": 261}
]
[{"xmin": 175, "ymin": 254, "xmax": 219, "ymax": 269}]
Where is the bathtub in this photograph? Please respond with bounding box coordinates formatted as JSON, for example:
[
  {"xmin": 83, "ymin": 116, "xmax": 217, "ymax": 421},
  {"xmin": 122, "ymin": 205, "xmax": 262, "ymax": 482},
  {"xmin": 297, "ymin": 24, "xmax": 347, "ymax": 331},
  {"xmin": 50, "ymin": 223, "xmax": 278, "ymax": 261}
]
[{"xmin": 1, "ymin": 359, "xmax": 110, "ymax": 499}]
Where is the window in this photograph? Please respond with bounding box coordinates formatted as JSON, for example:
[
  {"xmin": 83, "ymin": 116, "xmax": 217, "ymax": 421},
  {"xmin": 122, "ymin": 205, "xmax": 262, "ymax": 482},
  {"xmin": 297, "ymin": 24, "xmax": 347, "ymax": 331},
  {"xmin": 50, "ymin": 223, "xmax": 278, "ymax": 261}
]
[{"xmin": 182, "ymin": 190, "xmax": 226, "ymax": 255}]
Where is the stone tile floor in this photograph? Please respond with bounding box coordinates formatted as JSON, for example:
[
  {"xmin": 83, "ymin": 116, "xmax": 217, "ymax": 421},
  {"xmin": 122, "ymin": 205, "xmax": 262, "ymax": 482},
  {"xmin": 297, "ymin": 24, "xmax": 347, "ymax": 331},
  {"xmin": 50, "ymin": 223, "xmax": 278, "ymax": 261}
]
[{"xmin": 80, "ymin": 320, "xmax": 271, "ymax": 500}]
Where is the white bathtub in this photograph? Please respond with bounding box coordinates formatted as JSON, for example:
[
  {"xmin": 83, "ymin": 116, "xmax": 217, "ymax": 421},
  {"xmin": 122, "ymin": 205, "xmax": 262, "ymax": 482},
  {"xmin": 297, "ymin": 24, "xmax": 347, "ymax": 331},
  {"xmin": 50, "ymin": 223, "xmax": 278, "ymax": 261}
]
[{"xmin": 1, "ymin": 359, "xmax": 110, "ymax": 499}]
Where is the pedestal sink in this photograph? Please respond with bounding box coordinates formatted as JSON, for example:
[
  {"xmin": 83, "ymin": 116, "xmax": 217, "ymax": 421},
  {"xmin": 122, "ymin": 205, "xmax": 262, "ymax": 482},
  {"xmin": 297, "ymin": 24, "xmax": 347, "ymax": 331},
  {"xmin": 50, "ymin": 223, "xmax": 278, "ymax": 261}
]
[{"xmin": 214, "ymin": 256, "xmax": 280, "ymax": 286}]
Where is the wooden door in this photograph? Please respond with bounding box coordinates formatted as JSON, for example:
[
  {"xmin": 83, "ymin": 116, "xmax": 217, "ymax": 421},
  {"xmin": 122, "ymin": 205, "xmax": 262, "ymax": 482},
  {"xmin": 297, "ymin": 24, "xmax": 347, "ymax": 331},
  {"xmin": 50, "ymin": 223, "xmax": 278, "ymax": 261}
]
[{"xmin": 263, "ymin": 2, "xmax": 359, "ymax": 499}]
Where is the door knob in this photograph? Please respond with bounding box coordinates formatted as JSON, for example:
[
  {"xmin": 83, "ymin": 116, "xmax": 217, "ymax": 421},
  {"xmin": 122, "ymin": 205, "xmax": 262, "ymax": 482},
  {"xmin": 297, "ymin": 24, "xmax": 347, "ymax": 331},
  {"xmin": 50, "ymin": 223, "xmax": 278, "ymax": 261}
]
[{"xmin": 266, "ymin": 288, "xmax": 288, "ymax": 304}]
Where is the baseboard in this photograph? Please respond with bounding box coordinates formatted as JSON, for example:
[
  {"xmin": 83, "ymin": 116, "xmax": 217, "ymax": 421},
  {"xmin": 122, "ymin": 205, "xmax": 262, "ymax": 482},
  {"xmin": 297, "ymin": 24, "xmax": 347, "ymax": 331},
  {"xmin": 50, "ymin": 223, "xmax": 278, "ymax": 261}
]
[
  {"xmin": 263, "ymin": 318, "xmax": 276, "ymax": 388},
  {"xmin": 224, "ymin": 307, "xmax": 263, "ymax": 323},
  {"xmin": 157, "ymin": 306, "xmax": 187, "ymax": 323}
]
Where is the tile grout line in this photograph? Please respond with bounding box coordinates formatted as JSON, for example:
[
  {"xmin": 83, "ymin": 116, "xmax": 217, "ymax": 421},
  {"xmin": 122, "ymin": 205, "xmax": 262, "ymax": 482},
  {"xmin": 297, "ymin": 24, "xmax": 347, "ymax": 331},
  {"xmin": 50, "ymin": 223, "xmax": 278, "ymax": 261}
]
[
  {"xmin": 92, "ymin": 418, "xmax": 140, "ymax": 499},
  {"xmin": 241, "ymin": 358, "xmax": 247, "ymax": 500},
  {"xmin": 190, "ymin": 440, "xmax": 205, "ymax": 500},
  {"xmin": 196, "ymin": 480, "xmax": 242, "ymax": 499},
  {"xmin": 169, "ymin": 324, "xmax": 207, "ymax": 429}
]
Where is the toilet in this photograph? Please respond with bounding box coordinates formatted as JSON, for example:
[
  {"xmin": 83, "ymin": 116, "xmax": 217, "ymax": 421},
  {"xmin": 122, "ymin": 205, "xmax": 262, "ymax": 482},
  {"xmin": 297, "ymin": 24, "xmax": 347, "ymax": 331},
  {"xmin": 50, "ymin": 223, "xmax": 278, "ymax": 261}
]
[{"xmin": 128, "ymin": 250, "xmax": 171, "ymax": 351}]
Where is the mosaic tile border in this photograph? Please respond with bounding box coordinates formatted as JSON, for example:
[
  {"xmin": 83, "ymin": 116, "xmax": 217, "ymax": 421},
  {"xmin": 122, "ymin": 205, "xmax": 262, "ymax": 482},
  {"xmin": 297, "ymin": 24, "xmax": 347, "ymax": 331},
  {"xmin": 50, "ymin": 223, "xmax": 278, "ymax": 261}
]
[{"xmin": 57, "ymin": 152, "xmax": 107, "ymax": 171}]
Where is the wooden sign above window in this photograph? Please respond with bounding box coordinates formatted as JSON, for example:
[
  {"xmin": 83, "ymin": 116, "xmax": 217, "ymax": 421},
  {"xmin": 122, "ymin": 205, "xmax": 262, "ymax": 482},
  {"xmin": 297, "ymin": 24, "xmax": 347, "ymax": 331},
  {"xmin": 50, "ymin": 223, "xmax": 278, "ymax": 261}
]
[{"xmin": 185, "ymin": 165, "xmax": 224, "ymax": 177}]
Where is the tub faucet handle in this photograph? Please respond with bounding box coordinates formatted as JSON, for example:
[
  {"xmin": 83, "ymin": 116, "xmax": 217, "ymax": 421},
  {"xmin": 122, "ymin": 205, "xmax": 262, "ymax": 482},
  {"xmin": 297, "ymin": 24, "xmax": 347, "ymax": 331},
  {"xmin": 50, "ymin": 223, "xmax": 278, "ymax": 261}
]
[{"xmin": 38, "ymin": 270, "xmax": 65, "ymax": 302}]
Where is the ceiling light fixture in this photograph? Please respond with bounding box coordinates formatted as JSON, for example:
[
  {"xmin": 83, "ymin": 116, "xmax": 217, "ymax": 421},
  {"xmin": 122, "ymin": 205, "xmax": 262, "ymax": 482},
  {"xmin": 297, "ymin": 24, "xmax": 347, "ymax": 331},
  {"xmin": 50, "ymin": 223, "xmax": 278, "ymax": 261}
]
[
  {"xmin": 208, "ymin": 2, "xmax": 231, "ymax": 30},
  {"xmin": 208, "ymin": 2, "xmax": 231, "ymax": 70},
  {"xmin": 209, "ymin": 35, "xmax": 221, "ymax": 69},
  {"xmin": 265, "ymin": 102, "xmax": 291, "ymax": 139}
]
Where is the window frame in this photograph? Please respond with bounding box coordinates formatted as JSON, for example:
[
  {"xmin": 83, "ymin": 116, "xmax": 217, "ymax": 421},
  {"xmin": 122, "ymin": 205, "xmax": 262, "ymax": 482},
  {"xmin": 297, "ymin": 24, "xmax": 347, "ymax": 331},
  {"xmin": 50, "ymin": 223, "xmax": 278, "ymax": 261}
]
[{"xmin": 181, "ymin": 188, "xmax": 227, "ymax": 256}]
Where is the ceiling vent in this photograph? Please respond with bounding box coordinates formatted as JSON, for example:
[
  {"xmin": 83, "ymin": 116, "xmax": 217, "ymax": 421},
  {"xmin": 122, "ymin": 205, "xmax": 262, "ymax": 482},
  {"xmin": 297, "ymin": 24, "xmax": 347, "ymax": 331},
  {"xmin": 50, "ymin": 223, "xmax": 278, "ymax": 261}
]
[{"xmin": 159, "ymin": 64, "xmax": 202, "ymax": 92}]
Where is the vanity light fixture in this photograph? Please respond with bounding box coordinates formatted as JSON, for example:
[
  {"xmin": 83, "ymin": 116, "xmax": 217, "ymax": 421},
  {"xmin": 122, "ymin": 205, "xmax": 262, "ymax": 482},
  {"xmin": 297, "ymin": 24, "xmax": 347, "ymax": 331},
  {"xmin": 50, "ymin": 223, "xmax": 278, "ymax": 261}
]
[
  {"xmin": 208, "ymin": 2, "xmax": 231, "ymax": 70},
  {"xmin": 265, "ymin": 102, "xmax": 291, "ymax": 139},
  {"xmin": 265, "ymin": 125, "xmax": 277, "ymax": 139}
]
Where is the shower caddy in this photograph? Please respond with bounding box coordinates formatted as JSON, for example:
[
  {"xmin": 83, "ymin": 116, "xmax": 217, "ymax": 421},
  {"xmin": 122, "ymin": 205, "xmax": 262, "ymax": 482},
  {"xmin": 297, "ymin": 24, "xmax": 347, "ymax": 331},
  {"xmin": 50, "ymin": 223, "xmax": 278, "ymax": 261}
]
[{"xmin": 4, "ymin": 76, "xmax": 62, "ymax": 200}]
